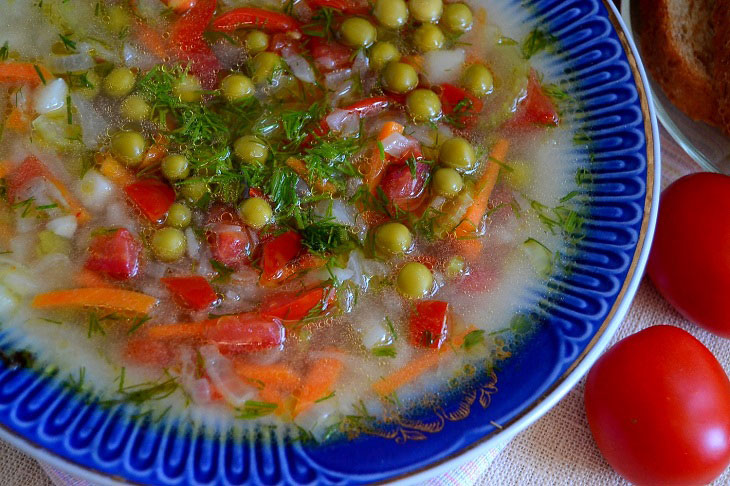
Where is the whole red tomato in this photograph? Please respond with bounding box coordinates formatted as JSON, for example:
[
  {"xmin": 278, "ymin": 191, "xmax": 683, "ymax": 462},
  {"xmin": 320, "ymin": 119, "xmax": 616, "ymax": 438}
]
[
  {"xmin": 648, "ymin": 172, "xmax": 730, "ymax": 337},
  {"xmin": 585, "ymin": 325, "xmax": 730, "ymax": 486}
]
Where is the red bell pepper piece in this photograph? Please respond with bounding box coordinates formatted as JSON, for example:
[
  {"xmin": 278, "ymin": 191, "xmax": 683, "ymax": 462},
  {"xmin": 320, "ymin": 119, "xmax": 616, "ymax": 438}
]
[
  {"xmin": 205, "ymin": 313, "xmax": 285, "ymax": 353},
  {"xmin": 171, "ymin": 0, "xmax": 220, "ymax": 89},
  {"xmin": 437, "ymin": 83, "xmax": 484, "ymax": 129},
  {"xmin": 260, "ymin": 286, "xmax": 336, "ymax": 322},
  {"xmin": 211, "ymin": 7, "xmax": 300, "ymax": 33},
  {"xmin": 309, "ymin": 38, "xmax": 353, "ymax": 72},
  {"xmin": 506, "ymin": 71, "xmax": 559, "ymax": 129},
  {"xmin": 85, "ymin": 228, "xmax": 141, "ymax": 280},
  {"xmin": 260, "ymin": 230, "xmax": 303, "ymax": 282},
  {"xmin": 124, "ymin": 179, "xmax": 176, "ymax": 223},
  {"xmin": 161, "ymin": 276, "xmax": 218, "ymax": 310},
  {"xmin": 409, "ymin": 300, "xmax": 450, "ymax": 349}
]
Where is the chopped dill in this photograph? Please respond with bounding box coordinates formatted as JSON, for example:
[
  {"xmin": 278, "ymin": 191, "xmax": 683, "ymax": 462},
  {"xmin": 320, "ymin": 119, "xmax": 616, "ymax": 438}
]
[
  {"xmin": 127, "ymin": 315, "xmax": 151, "ymax": 335},
  {"xmin": 299, "ymin": 216, "xmax": 355, "ymax": 255},
  {"xmin": 372, "ymin": 345, "xmax": 397, "ymax": 358},
  {"xmin": 236, "ymin": 400, "xmax": 278, "ymax": 419},
  {"xmin": 210, "ymin": 259, "xmax": 234, "ymax": 284},
  {"xmin": 33, "ymin": 64, "xmax": 46, "ymax": 85},
  {"xmin": 315, "ymin": 391, "xmax": 336, "ymax": 403},
  {"xmin": 103, "ymin": 374, "xmax": 179, "ymax": 406},
  {"xmin": 86, "ymin": 312, "xmax": 106, "ymax": 338},
  {"xmin": 462, "ymin": 329, "xmax": 486, "ymax": 350},
  {"xmin": 521, "ymin": 28, "xmax": 557, "ymax": 59},
  {"xmin": 66, "ymin": 367, "xmax": 87, "ymax": 394},
  {"xmin": 58, "ymin": 33, "xmax": 76, "ymax": 52},
  {"xmin": 0, "ymin": 41, "xmax": 8, "ymax": 61}
]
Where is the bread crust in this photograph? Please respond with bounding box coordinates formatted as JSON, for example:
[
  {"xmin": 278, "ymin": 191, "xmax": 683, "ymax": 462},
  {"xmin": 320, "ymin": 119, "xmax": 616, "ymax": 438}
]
[
  {"xmin": 713, "ymin": 0, "xmax": 730, "ymax": 134},
  {"xmin": 637, "ymin": 0, "xmax": 720, "ymax": 125}
]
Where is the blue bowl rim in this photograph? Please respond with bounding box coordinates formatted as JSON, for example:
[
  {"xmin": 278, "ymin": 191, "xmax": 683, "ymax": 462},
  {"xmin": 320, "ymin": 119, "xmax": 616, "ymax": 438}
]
[{"xmin": 0, "ymin": 1, "xmax": 661, "ymax": 484}]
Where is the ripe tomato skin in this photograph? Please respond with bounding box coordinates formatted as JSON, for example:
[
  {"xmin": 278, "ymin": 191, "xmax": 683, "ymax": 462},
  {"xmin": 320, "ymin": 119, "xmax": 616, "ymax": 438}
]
[
  {"xmin": 584, "ymin": 325, "xmax": 730, "ymax": 486},
  {"xmin": 647, "ymin": 173, "xmax": 730, "ymax": 337}
]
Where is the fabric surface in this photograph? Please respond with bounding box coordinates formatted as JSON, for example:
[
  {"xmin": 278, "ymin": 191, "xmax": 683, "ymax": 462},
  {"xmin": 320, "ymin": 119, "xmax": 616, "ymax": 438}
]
[{"xmin": 0, "ymin": 130, "xmax": 727, "ymax": 486}]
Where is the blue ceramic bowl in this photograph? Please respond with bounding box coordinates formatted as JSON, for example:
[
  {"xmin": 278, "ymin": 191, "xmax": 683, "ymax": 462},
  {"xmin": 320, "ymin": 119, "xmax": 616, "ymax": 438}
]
[{"xmin": 0, "ymin": 0, "xmax": 659, "ymax": 484}]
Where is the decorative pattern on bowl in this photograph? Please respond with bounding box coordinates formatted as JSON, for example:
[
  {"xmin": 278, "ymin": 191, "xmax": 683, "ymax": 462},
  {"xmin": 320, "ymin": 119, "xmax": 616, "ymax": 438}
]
[{"xmin": 0, "ymin": 0, "xmax": 658, "ymax": 484}]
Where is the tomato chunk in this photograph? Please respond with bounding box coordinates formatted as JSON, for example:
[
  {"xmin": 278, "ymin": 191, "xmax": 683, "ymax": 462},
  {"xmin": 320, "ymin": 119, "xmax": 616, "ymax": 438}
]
[
  {"xmin": 85, "ymin": 228, "xmax": 141, "ymax": 280},
  {"xmin": 124, "ymin": 179, "xmax": 176, "ymax": 223},
  {"xmin": 205, "ymin": 313, "xmax": 285, "ymax": 353},
  {"xmin": 207, "ymin": 224, "xmax": 257, "ymax": 268},
  {"xmin": 124, "ymin": 338, "xmax": 175, "ymax": 367},
  {"xmin": 310, "ymin": 38, "xmax": 353, "ymax": 72},
  {"xmin": 437, "ymin": 83, "xmax": 484, "ymax": 129},
  {"xmin": 409, "ymin": 300, "xmax": 450, "ymax": 349},
  {"xmin": 161, "ymin": 276, "xmax": 218, "ymax": 310},
  {"xmin": 380, "ymin": 161, "xmax": 430, "ymax": 211},
  {"xmin": 506, "ymin": 71, "xmax": 559, "ymax": 129},
  {"xmin": 170, "ymin": 0, "xmax": 220, "ymax": 89},
  {"xmin": 260, "ymin": 230, "xmax": 303, "ymax": 282},
  {"xmin": 211, "ymin": 7, "xmax": 300, "ymax": 33},
  {"xmin": 260, "ymin": 286, "xmax": 336, "ymax": 322}
]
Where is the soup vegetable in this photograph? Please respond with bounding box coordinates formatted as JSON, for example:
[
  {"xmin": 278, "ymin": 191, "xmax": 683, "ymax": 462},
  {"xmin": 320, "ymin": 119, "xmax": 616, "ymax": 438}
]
[{"xmin": 0, "ymin": 0, "xmax": 582, "ymax": 438}]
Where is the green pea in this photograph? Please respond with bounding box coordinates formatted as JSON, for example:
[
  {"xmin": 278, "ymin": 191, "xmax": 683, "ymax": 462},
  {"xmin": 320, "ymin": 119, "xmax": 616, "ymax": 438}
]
[
  {"xmin": 444, "ymin": 255, "xmax": 466, "ymax": 278},
  {"xmin": 103, "ymin": 67, "xmax": 136, "ymax": 98},
  {"xmin": 375, "ymin": 222, "xmax": 412, "ymax": 255},
  {"xmin": 439, "ymin": 137, "xmax": 476, "ymax": 170},
  {"xmin": 374, "ymin": 0, "xmax": 409, "ymax": 29},
  {"xmin": 245, "ymin": 30, "xmax": 269, "ymax": 54},
  {"xmin": 161, "ymin": 154, "xmax": 190, "ymax": 181},
  {"xmin": 369, "ymin": 42, "xmax": 401, "ymax": 71},
  {"xmin": 151, "ymin": 227, "xmax": 187, "ymax": 262},
  {"xmin": 74, "ymin": 71, "xmax": 101, "ymax": 98},
  {"xmin": 442, "ymin": 3, "xmax": 473, "ymax": 33},
  {"xmin": 406, "ymin": 89, "xmax": 442, "ymax": 122},
  {"xmin": 120, "ymin": 95, "xmax": 150, "ymax": 121},
  {"xmin": 238, "ymin": 197, "xmax": 273, "ymax": 229},
  {"xmin": 382, "ymin": 61, "xmax": 418, "ymax": 94},
  {"xmin": 413, "ymin": 23, "xmax": 445, "ymax": 52},
  {"xmin": 107, "ymin": 5, "xmax": 131, "ymax": 33},
  {"xmin": 432, "ymin": 167, "xmax": 463, "ymax": 197},
  {"xmin": 396, "ymin": 262, "xmax": 433, "ymax": 299},
  {"xmin": 408, "ymin": 0, "xmax": 442, "ymax": 23},
  {"xmin": 462, "ymin": 64, "xmax": 493, "ymax": 97},
  {"xmin": 166, "ymin": 202, "xmax": 192, "ymax": 229},
  {"xmin": 180, "ymin": 180, "xmax": 208, "ymax": 203},
  {"xmin": 251, "ymin": 52, "xmax": 282, "ymax": 85},
  {"xmin": 110, "ymin": 130, "xmax": 146, "ymax": 167},
  {"xmin": 340, "ymin": 17, "xmax": 377, "ymax": 48},
  {"xmin": 220, "ymin": 74, "xmax": 255, "ymax": 102},
  {"xmin": 234, "ymin": 135, "xmax": 269, "ymax": 164},
  {"xmin": 173, "ymin": 74, "xmax": 202, "ymax": 103}
]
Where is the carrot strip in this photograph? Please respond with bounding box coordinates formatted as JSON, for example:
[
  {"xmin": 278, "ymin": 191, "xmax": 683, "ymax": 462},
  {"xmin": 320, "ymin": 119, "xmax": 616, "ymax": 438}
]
[
  {"xmin": 285, "ymin": 157, "xmax": 336, "ymax": 194},
  {"xmin": 452, "ymin": 139, "xmax": 509, "ymax": 238},
  {"xmin": 378, "ymin": 121, "xmax": 404, "ymax": 141},
  {"xmin": 293, "ymin": 356, "xmax": 344, "ymax": 416},
  {"xmin": 372, "ymin": 327, "xmax": 475, "ymax": 396},
  {"xmin": 0, "ymin": 63, "xmax": 53, "ymax": 87},
  {"xmin": 98, "ymin": 154, "xmax": 135, "ymax": 186},
  {"xmin": 455, "ymin": 238, "xmax": 483, "ymax": 262},
  {"xmin": 0, "ymin": 161, "xmax": 11, "ymax": 179},
  {"xmin": 74, "ymin": 269, "xmax": 114, "ymax": 289},
  {"xmin": 360, "ymin": 145, "xmax": 388, "ymax": 193},
  {"xmin": 6, "ymin": 108, "xmax": 29, "ymax": 133},
  {"xmin": 146, "ymin": 322, "xmax": 207, "ymax": 340},
  {"xmin": 234, "ymin": 362, "xmax": 301, "ymax": 391},
  {"xmin": 32, "ymin": 288, "xmax": 157, "ymax": 314}
]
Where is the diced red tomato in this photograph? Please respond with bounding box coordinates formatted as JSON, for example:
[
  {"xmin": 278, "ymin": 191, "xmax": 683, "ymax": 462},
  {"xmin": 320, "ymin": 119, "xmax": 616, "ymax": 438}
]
[
  {"xmin": 85, "ymin": 228, "xmax": 141, "ymax": 280},
  {"xmin": 260, "ymin": 230, "xmax": 303, "ymax": 282},
  {"xmin": 310, "ymin": 38, "xmax": 352, "ymax": 72},
  {"xmin": 205, "ymin": 313, "xmax": 285, "ymax": 353},
  {"xmin": 124, "ymin": 338, "xmax": 175, "ymax": 367},
  {"xmin": 160, "ymin": 0, "xmax": 197, "ymax": 13},
  {"xmin": 260, "ymin": 286, "xmax": 336, "ymax": 322},
  {"xmin": 506, "ymin": 71, "xmax": 559, "ymax": 129},
  {"xmin": 344, "ymin": 96, "xmax": 391, "ymax": 118},
  {"xmin": 124, "ymin": 179, "xmax": 176, "ymax": 223},
  {"xmin": 170, "ymin": 0, "xmax": 220, "ymax": 89},
  {"xmin": 207, "ymin": 223, "xmax": 257, "ymax": 268},
  {"xmin": 211, "ymin": 7, "xmax": 300, "ymax": 33},
  {"xmin": 269, "ymin": 32, "xmax": 302, "ymax": 54},
  {"xmin": 409, "ymin": 300, "xmax": 450, "ymax": 349},
  {"xmin": 161, "ymin": 276, "xmax": 218, "ymax": 310},
  {"xmin": 437, "ymin": 83, "xmax": 484, "ymax": 129},
  {"xmin": 379, "ymin": 161, "xmax": 430, "ymax": 211}
]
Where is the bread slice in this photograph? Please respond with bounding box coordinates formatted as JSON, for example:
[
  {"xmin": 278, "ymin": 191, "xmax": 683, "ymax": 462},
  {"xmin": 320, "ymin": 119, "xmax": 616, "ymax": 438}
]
[
  {"xmin": 712, "ymin": 0, "xmax": 730, "ymax": 134},
  {"xmin": 636, "ymin": 0, "xmax": 720, "ymax": 126}
]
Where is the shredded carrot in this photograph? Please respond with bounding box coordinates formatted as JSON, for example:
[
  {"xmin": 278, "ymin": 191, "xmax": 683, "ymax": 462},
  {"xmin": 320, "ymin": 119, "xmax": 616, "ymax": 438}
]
[
  {"xmin": 140, "ymin": 135, "xmax": 169, "ymax": 168},
  {"xmin": 372, "ymin": 327, "xmax": 475, "ymax": 396},
  {"xmin": 260, "ymin": 252, "xmax": 327, "ymax": 287},
  {"xmin": 74, "ymin": 269, "xmax": 114, "ymax": 289},
  {"xmin": 98, "ymin": 154, "xmax": 135, "ymax": 186},
  {"xmin": 360, "ymin": 145, "xmax": 388, "ymax": 193},
  {"xmin": 0, "ymin": 161, "xmax": 11, "ymax": 179},
  {"xmin": 234, "ymin": 362, "xmax": 301, "ymax": 391},
  {"xmin": 146, "ymin": 322, "xmax": 207, "ymax": 340},
  {"xmin": 0, "ymin": 62, "xmax": 52, "ymax": 87},
  {"xmin": 285, "ymin": 157, "xmax": 336, "ymax": 194},
  {"xmin": 32, "ymin": 288, "xmax": 157, "ymax": 314},
  {"xmin": 452, "ymin": 139, "xmax": 509, "ymax": 238},
  {"xmin": 455, "ymin": 238, "xmax": 483, "ymax": 262},
  {"xmin": 378, "ymin": 121, "xmax": 404, "ymax": 141},
  {"xmin": 293, "ymin": 356, "xmax": 344, "ymax": 416},
  {"xmin": 6, "ymin": 108, "xmax": 29, "ymax": 133}
]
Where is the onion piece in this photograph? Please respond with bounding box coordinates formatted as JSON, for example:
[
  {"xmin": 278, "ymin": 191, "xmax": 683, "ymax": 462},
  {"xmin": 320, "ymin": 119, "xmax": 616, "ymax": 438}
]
[
  {"xmin": 324, "ymin": 68, "xmax": 352, "ymax": 89},
  {"xmin": 423, "ymin": 49, "xmax": 466, "ymax": 85},
  {"xmin": 46, "ymin": 215, "xmax": 77, "ymax": 238},
  {"xmin": 179, "ymin": 348, "xmax": 212, "ymax": 405},
  {"xmin": 49, "ymin": 52, "xmax": 94, "ymax": 73},
  {"xmin": 283, "ymin": 52, "xmax": 316, "ymax": 84},
  {"xmin": 315, "ymin": 199, "xmax": 355, "ymax": 226},
  {"xmin": 325, "ymin": 108, "xmax": 358, "ymax": 134},
  {"xmin": 380, "ymin": 133, "xmax": 419, "ymax": 158},
  {"xmin": 70, "ymin": 93, "xmax": 108, "ymax": 149},
  {"xmin": 199, "ymin": 344, "xmax": 255, "ymax": 408},
  {"xmin": 123, "ymin": 43, "xmax": 160, "ymax": 70},
  {"xmin": 34, "ymin": 79, "xmax": 68, "ymax": 115}
]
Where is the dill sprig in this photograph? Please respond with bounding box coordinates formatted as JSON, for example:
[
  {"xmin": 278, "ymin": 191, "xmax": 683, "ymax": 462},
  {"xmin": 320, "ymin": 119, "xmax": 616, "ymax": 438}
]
[{"xmin": 521, "ymin": 28, "xmax": 557, "ymax": 59}]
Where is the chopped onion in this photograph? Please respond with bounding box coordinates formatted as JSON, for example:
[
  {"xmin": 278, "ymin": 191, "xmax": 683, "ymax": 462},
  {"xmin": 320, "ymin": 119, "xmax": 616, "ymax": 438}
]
[
  {"xmin": 50, "ymin": 52, "xmax": 94, "ymax": 73},
  {"xmin": 325, "ymin": 108, "xmax": 358, "ymax": 134},
  {"xmin": 47, "ymin": 215, "xmax": 77, "ymax": 238},
  {"xmin": 315, "ymin": 199, "xmax": 355, "ymax": 226},
  {"xmin": 78, "ymin": 169, "xmax": 114, "ymax": 210},
  {"xmin": 0, "ymin": 284, "xmax": 18, "ymax": 319},
  {"xmin": 34, "ymin": 79, "xmax": 68, "ymax": 115},
  {"xmin": 408, "ymin": 124, "xmax": 438, "ymax": 146},
  {"xmin": 352, "ymin": 49, "xmax": 369, "ymax": 78},
  {"xmin": 283, "ymin": 52, "xmax": 316, "ymax": 84},
  {"xmin": 423, "ymin": 49, "xmax": 465, "ymax": 85},
  {"xmin": 179, "ymin": 348, "xmax": 212, "ymax": 405},
  {"xmin": 199, "ymin": 344, "xmax": 255, "ymax": 407},
  {"xmin": 381, "ymin": 133, "xmax": 419, "ymax": 158},
  {"xmin": 123, "ymin": 43, "xmax": 160, "ymax": 70},
  {"xmin": 185, "ymin": 227, "xmax": 200, "ymax": 259},
  {"xmin": 211, "ymin": 41, "xmax": 246, "ymax": 71},
  {"xmin": 71, "ymin": 93, "xmax": 108, "ymax": 149},
  {"xmin": 324, "ymin": 68, "xmax": 352, "ymax": 89}
]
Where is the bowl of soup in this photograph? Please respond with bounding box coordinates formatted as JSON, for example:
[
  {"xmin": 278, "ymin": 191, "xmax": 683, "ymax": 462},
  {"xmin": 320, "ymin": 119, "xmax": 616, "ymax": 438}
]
[{"xmin": 0, "ymin": 0, "xmax": 658, "ymax": 483}]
